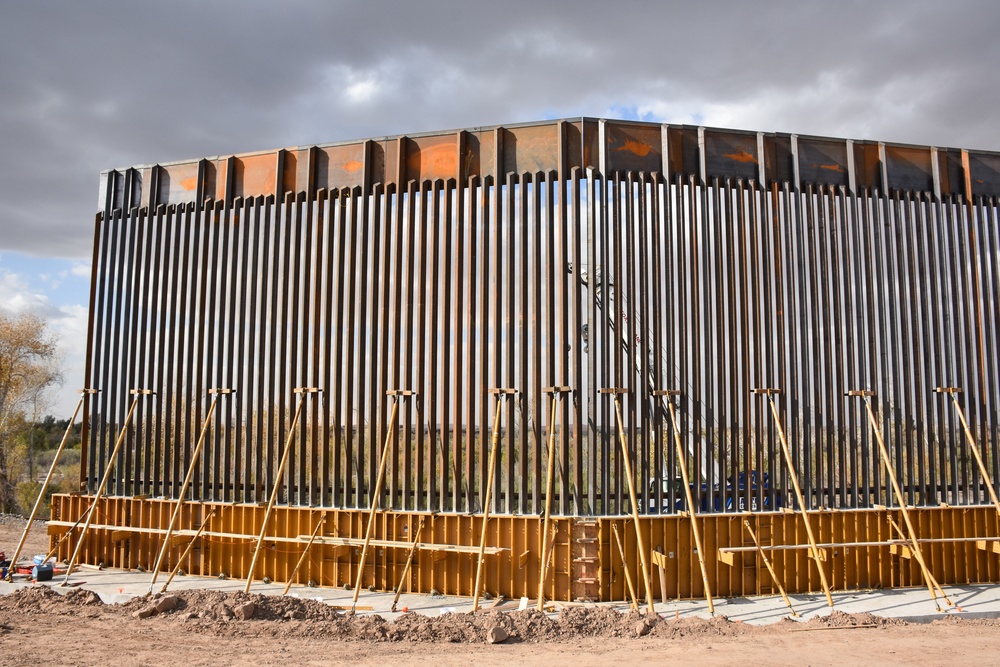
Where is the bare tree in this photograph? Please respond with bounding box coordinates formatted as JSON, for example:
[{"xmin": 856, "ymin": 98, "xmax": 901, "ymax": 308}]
[{"xmin": 0, "ymin": 308, "xmax": 62, "ymax": 512}]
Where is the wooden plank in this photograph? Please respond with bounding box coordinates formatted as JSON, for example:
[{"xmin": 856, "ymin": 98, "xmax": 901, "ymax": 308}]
[
  {"xmin": 44, "ymin": 519, "xmax": 507, "ymax": 554},
  {"xmin": 719, "ymin": 535, "xmax": 1000, "ymax": 556}
]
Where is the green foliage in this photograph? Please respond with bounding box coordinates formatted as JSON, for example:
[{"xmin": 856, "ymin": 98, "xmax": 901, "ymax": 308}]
[
  {"xmin": 0, "ymin": 308, "xmax": 64, "ymax": 514},
  {"xmin": 15, "ymin": 479, "xmax": 42, "ymax": 516}
]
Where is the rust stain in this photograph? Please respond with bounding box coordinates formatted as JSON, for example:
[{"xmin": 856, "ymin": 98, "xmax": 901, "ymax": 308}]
[
  {"xmin": 407, "ymin": 143, "xmax": 457, "ymax": 179},
  {"xmin": 615, "ymin": 139, "xmax": 653, "ymax": 157},
  {"xmin": 180, "ymin": 176, "xmax": 198, "ymax": 191},
  {"xmin": 722, "ymin": 150, "xmax": 757, "ymax": 164},
  {"xmin": 818, "ymin": 163, "xmax": 846, "ymax": 173},
  {"xmin": 343, "ymin": 160, "xmax": 364, "ymax": 173}
]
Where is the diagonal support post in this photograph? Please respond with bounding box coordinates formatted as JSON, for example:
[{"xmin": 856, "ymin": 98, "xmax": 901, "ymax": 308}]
[
  {"xmin": 7, "ymin": 388, "xmax": 97, "ymax": 581},
  {"xmin": 654, "ymin": 389, "xmax": 715, "ymax": 616},
  {"xmin": 611, "ymin": 522, "xmax": 639, "ymax": 611},
  {"xmin": 351, "ymin": 389, "xmax": 416, "ymax": 612},
  {"xmin": 743, "ymin": 519, "xmax": 798, "ymax": 617},
  {"xmin": 149, "ymin": 388, "xmax": 234, "ymax": 593},
  {"xmin": 601, "ymin": 387, "xmax": 655, "ymax": 615},
  {"xmin": 935, "ymin": 387, "xmax": 1000, "ymax": 519},
  {"xmin": 244, "ymin": 387, "xmax": 322, "ymax": 593},
  {"xmin": 281, "ymin": 512, "xmax": 327, "ymax": 595},
  {"xmin": 160, "ymin": 507, "xmax": 217, "ymax": 594},
  {"xmin": 391, "ymin": 516, "xmax": 427, "ymax": 612},
  {"xmin": 752, "ymin": 388, "xmax": 833, "ymax": 607},
  {"xmin": 472, "ymin": 388, "xmax": 518, "ymax": 612},
  {"xmin": 852, "ymin": 390, "xmax": 954, "ymax": 609},
  {"xmin": 537, "ymin": 385, "xmax": 571, "ymax": 612},
  {"xmin": 61, "ymin": 388, "xmax": 153, "ymax": 585}
]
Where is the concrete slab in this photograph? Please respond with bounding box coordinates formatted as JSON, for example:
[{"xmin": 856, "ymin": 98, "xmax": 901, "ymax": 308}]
[
  {"xmin": 0, "ymin": 567, "xmax": 478, "ymax": 622},
  {"xmin": 652, "ymin": 584, "xmax": 1000, "ymax": 624},
  {"xmin": 3, "ymin": 566, "xmax": 1000, "ymax": 625}
]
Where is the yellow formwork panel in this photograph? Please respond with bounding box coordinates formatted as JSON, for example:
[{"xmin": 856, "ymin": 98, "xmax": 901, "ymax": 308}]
[{"xmin": 49, "ymin": 494, "xmax": 1000, "ymax": 603}]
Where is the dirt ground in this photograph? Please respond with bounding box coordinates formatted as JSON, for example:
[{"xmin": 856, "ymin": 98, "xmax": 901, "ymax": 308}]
[{"xmin": 2, "ymin": 517, "xmax": 999, "ymax": 667}]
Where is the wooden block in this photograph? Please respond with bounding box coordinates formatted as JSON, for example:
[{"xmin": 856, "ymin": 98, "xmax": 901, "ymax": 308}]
[
  {"xmin": 976, "ymin": 540, "xmax": 1000, "ymax": 554},
  {"xmin": 654, "ymin": 546, "xmax": 668, "ymax": 603},
  {"xmin": 518, "ymin": 550, "xmax": 530, "ymax": 569},
  {"xmin": 889, "ymin": 543, "xmax": 912, "ymax": 559},
  {"xmin": 47, "ymin": 524, "xmax": 67, "ymax": 536},
  {"xmin": 804, "ymin": 547, "xmax": 829, "ymax": 562},
  {"xmin": 719, "ymin": 550, "xmax": 736, "ymax": 567},
  {"xmin": 433, "ymin": 550, "xmax": 448, "ymax": 563},
  {"xmin": 167, "ymin": 534, "xmax": 190, "ymax": 548},
  {"xmin": 111, "ymin": 530, "xmax": 136, "ymax": 544}
]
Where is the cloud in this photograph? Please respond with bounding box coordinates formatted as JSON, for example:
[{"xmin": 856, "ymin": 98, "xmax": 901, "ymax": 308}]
[
  {"xmin": 0, "ymin": 0, "xmax": 997, "ymax": 420},
  {"xmin": 0, "ymin": 268, "xmax": 53, "ymax": 315},
  {"xmin": 47, "ymin": 303, "xmax": 89, "ymax": 414},
  {"xmin": 0, "ymin": 265, "xmax": 89, "ymax": 415},
  {"xmin": 2, "ymin": 0, "xmax": 1000, "ymax": 263}
]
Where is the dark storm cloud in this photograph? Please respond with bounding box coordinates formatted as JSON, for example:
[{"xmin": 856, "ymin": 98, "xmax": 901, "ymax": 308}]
[{"xmin": 2, "ymin": 0, "xmax": 998, "ymax": 258}]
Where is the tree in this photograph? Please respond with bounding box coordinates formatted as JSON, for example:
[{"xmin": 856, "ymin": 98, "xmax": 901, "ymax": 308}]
[{"xmin": 0, "ymin": 308, "xmax": 62, "ymax": 513}]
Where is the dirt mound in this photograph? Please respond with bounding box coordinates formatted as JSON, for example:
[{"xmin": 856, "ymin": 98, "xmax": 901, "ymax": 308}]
[
  {"xmin": 0, "ymin": 585, "xmax": 103, "ymax": 613},
  {"xmin": 386, "ymin": 610, "xmax": 482, "ymax": 642},
  {"xmin": 649, "ymin": 614, "xmax": 758, "ymax": 639},
  {"xmin": 503, "ymin": 608, "xmax": 558, "ymax": 640},
  {"xmin": 558, "ymin": 605, "xmax": 637, "ymax": 637},
  {"xmin": 807, "ymin": 610, "xmax": 904, "ymax": 628},
  {"xmin": 118, "ymin": 589, "xmax": 344, "ymax": 623},
  {"xmin": 4, "ymin": 586, "xmax": 933, "ymax": 645}
]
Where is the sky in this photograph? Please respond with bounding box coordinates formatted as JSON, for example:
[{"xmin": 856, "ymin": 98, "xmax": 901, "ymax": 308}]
[{"xmin": 1, "ymin": 0, "xmax": 999, "ymax": 418}]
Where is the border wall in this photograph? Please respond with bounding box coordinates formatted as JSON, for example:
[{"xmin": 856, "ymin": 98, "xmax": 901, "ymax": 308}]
[{"xmin": 52, "ymin": 118, "xmax": 1000, "ymax": 601}]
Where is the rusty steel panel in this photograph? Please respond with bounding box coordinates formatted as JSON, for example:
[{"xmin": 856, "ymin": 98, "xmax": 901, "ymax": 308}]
[
  {"xmin": 108, "ymin": 118, "xmax": 1000, "ymax": 211},
  {"xmin": 83, "ymin": 118, "xmax": 1000, "ymax": 524}
]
